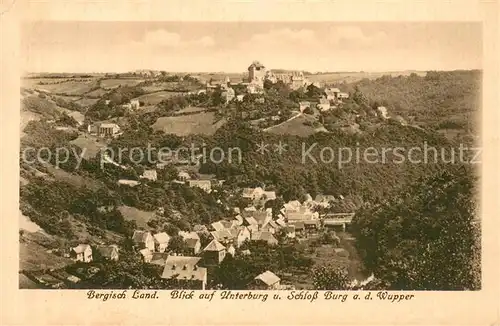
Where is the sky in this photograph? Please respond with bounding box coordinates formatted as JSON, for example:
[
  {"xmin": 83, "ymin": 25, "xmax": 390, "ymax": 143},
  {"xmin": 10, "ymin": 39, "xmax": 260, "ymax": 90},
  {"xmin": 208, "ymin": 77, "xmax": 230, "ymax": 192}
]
[{"xmin": 21, "ymin": 22, "xmax": 482, "ymax": 73}]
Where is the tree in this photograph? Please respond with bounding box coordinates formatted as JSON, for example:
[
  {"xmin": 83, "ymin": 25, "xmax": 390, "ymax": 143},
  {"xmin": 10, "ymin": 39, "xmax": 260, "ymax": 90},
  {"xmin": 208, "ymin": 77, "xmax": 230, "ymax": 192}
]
[
  {"xmin": 352, "ymin": 166, "xmax": 479, "ymax": 290},
  {"xmin": 312, "ymin": 265, "xmax": 350, "ymax": 290},
  {"xmin": 306, "ymin": 84, "xmax": 323, "ymax": 98},
  {"xmin": 167, "ymin": 235, "xmax": 187, "ymax": 254},
  {"xmin": 303, "ymin": 107, "xmax": 314, "ymax": 115},
  {"xmin": 263, "ymin": 79, "xmax": 274, "ymax": 91}
]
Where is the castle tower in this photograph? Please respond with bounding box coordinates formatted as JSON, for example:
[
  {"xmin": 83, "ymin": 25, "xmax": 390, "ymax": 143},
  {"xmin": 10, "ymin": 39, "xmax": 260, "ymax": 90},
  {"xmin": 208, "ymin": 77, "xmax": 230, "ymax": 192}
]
[{"xmin": 247, "ymin": 61, "xmax": 266, "ymax": 86}]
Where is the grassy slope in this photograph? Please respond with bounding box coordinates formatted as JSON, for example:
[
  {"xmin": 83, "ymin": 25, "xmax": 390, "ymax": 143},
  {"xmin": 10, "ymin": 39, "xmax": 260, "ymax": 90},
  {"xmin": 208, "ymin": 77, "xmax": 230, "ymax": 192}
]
[{"xmin": 152, "ymin": 111, "xmax": 226, "ymax": 136}]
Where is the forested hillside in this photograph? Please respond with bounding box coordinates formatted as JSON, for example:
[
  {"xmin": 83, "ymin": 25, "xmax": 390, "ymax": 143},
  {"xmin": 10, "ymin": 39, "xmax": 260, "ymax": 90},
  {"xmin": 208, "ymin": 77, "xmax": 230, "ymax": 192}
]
[{"xmin": 346, "ymin": 70, "xmax": 481, "ymax": 138}]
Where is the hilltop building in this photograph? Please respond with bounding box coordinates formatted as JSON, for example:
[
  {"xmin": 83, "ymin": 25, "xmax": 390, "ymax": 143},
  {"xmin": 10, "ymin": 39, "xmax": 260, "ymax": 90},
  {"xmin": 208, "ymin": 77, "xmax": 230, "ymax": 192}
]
[
  {"xmin": 87, "ymin": 122, "xmax": 121, "ymax": 138},
  {"xmin": 248, "ymin": 61, "xmax": 267, "ymax": 86}
]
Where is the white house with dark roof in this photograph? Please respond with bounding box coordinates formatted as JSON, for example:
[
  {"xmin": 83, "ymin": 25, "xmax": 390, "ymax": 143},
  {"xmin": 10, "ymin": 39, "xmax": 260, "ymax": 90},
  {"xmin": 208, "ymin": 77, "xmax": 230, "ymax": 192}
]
[
  {"xmin": 153, "ymin": 232, "xmax": 170, "ymax": 253},
  {"xmin": 87, "ymin": 122, "xmax": 121, "ymax": 137},
  {"xmin": 185, "ymin": 238, "xmax": 201, "ymax": 255},
  {"xmin": 139, "ymin": 248, "xmax": 153, "ymax": 263},
  {"xmin": 325, "ymin": 87, "xmax": 340, "ymax": 101},
  {"xmin": 132, "ymin": 230, "xmax": 155, "ymax": 252},
  {"xmin": 97, "ymin": 244, "xmax": 119, "ymax": 261},
  {"xmin": 317, "ymin": 97, "xmax": 331, "ymax": 112},
  {"xmin": 71, "ymin": 244, "xmax": 93, "ymax": 263}
]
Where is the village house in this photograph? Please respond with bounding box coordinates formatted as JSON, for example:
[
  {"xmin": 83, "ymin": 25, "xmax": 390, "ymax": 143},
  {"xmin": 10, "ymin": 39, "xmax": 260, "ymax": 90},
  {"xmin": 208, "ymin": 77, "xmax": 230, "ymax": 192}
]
[
  {"xmin": 210, "ymin": 229, "xmax": 233, "ymax": 244},
  {"xmin": 251, "ymin": 231, "xmax": 278, "ymax": 246},
  {"xmin": 153, "ymin": 232, "xmax": 170, "ymax": 253},
  {"xmin": 87, "ymin": 122, "xmax": 121, "ymax": 137},
  {"xmin": 130, "ymin": 99, "xmax": 140, "ymax": 110},
  {"xmin": 243, "ymin": 209, "xmax": 272, "ymax": 230},
  {"xmin": 288, "ymin": 221, "xmax": 305, "ymax": 236},
  {"xmin": 188, "ymin": 180, "xmax": 212, "ymax": 193},
  {"xmin": 139, "ymin": 248, "xmax": 153, "ymax": 263},
  {"xmin": 117, "ymin": 179, "xmax": 141, "ymax": 187},
  {"xmin": 377, "ymin": 106, "xmax": 390, "ymax": 119},
  {"xmin": 70, "ymin": 244, "xmax": 93, "ymax": 263},
  {"xmin": 179, "ymin": 231, "xmax": 200, "ymax": 241},
  {"xmin": 246, "ymin": 83, "xmax": 264, "ymax": 94},
  {"xmin": 210, "ymin": 220, "xmax": 236, "ymax": 232},
  {"xmin": 202, "ymin": 239, "xmax": 227, "ymax": 265},
  {"xmin": 244, "ymin": 206, "xmax": 257, "ymax": 213},
  {"xmin": 284, "ymin": 225, "xmax": 296, "ymax": 238},
  {"xmin": 299, "ymin": 101, "xmax": 311, "ymax": 113},
  {"xmin": 122, "ymin": 103, "xmax": 132, "ymax": 110},
  {"xmin": 304, "ymin": 219, "xmax": 321, "ymax": 232},
  {"xmin": 264, "ymin": 220, "xmax": 280, "ymax": 233},
  {"xmin": 161, "ymin": 256, "xmax": 207, "ymax": 290},
  {"xmin": 177, "ymin": 171, "xmax": 191, "ymax": 182},
  {"xmin": 243, "ymin": 215, "xmax": 259, "ymax": 231},
  {"xmin": 317, "ymin": 97, "xmax": 331, "ymax": 112},
  {"xmin": 325, "ymin": 87, "xmax": 340, "ymax": 101},
  {"xmin": 265, "ymin": 70, "xmax": 309, "ymax": 90},
  {"xmin": 27, "ymin": 272, "xmax": 65, "ymax": 289},
  {"xmin": 314, "ymin": 194, "xmax": 336, "ymax": 208},
  {"xmin": 150, "ymin": 252, "xmax": 170, "ymax": 266},
  {"xmin": 323, "ymin": 213, "xmax": 355, "ymax": 232},
  {"xmin": 248, "ymin": 271, "xmax": 281, "ymax": 290},
  {"xmin": 222, "ymin": 87, "xmax": 235, "ymax": 104},
  {"xmin": 276, "ymin": 218, "xmax": 287, "ymax": 229},
  {"xmin": 227, "ymin": 244, "xmax": 236, "ymax": 257},
  {"xmin": 132, "ymin": 230, "xmax": 155, "ymax": 252},
  {"xmin": 234, "ymin": 214, "xmax": 244, "ymax": 226},
  {"xmin": 241, "ymin": 187, "xmax": 276, "ymax": 203},
  {"xmin": 96, "ymin": 244, "xmax": 119, "ymax": 261},
  {"xmin": 338, "ymin": 92, "xmax": 349, "ymax": 99},
  {"xmin": 185, "ymin": 238, "xmax": 202, "ymax": 255},
  {"xmin": 140, "ymin": 169, "xmax": 158, "ymax": 182},
  {"xmin": 236, "ymin": 226, "xmax": 251, "ymax": 247}
]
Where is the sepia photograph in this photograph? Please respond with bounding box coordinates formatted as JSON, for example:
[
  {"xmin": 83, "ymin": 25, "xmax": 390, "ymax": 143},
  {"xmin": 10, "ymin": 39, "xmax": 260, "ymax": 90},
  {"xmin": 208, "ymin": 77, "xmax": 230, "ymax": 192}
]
[{"xmin": 18, "ymin": 20, "xmax": 482, "ymax": 293}]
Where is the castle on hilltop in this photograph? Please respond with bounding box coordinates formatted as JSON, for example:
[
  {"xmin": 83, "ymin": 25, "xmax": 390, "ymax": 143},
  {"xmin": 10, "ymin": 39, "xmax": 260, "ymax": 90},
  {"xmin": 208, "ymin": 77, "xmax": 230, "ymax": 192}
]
[{"xmin": 247, "ymin": 60, "xmax": 310, "ymax": 91}]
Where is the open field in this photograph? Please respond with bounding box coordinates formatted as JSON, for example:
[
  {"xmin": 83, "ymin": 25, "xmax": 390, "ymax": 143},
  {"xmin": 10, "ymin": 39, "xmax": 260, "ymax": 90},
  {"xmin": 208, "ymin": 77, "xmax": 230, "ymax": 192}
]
[
  {"xmin": 42, "ymin": 164, "xmax": 104, "ymax": 190},
  {"xmin": 57, "ymin": 107, "xmax": 85, "ymax": 124},
  {"xmin": 30, "ymin": 80, "xmax": 98, "ymax": 96},
  {"xmin": 85, "ymin": 88, "xmax": 109, "ymax": 98},
  {"xmin": 174, "ymin": 106, "xmax": 207, "ymax": 115},
  {"xmin": 70, "ymin": 135, "xmax": 107, "ymax": 159},
  {"xmin": 191, "ymin": 72, "xmax": 246, "ymax": 84},
  {"xmin": 100, "ymin": 78, "xmax": 145, "ymax": 89},
  {"xmin": 22, "ymin": 78, "xmax": 97, "ymax": 88},
  {"xmin": 19, "ymin": 240, "xmax": 73, "ymax": 271},
  {"xmin": 152, "ymin": 111, "xmax": 226, "ymax": 136},
  {"xmin": 264, "ymin": 113, "xmax": 322, "ymax": 137},
  {"xmin": 307, "ymin": 71, "xmax": 427, "ymax": 84},
  {"xmin": 74, "ymin": 97, "xmax": 99, "ymax": 107},
  {"xmin": 133, "ymin": 91, "xmax": 185, "ymax": 105},
  {"xmin": 21, "ymin": 95, "xmax": 62, "ymax": 119},
  {"xmin": 51, "ymin": 95, "xmax": 81, "ymax": 102},
  {"xmin": 118, "ymin": 205, "xmax": 155, "ymax": 228}
]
